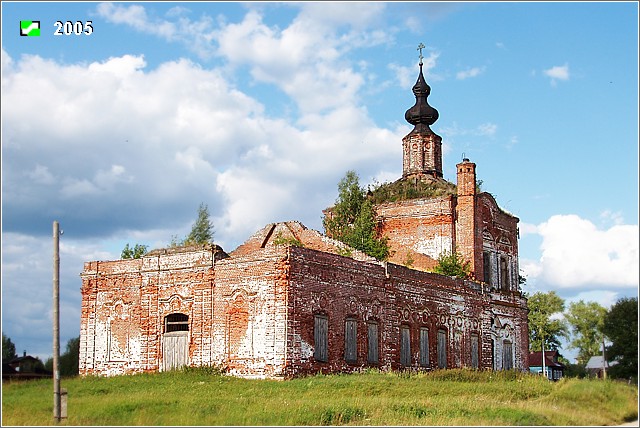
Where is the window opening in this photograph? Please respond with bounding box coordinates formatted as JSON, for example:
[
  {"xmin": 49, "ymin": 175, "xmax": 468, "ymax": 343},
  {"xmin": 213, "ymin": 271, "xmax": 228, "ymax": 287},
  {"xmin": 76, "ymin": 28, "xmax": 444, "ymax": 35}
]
[
  {"xmin": 165, "ymin": 313, "xmax": 189, "ymax": 333},
  {"xmin": 500, "ymin": 256, "xmax": 509, "ymax": 290},
  {"xmin": 483, "ymin": 251, "xmax": 491, "ymax": 284}
]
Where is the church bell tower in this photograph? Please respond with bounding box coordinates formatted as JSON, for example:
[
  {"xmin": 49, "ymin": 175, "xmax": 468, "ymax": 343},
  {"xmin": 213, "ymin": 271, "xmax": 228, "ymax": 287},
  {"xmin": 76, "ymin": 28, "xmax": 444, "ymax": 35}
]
[{"xmin": 402, "ymin": 44, "xmax": 443, "ymax": 179}]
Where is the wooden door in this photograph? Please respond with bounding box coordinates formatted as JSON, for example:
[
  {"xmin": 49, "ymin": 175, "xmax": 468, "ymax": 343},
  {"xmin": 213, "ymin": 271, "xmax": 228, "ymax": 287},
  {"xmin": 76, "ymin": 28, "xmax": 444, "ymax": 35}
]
[{"xmin": 163, "ymin": 331, "xmax": 188, "ymax": 371}]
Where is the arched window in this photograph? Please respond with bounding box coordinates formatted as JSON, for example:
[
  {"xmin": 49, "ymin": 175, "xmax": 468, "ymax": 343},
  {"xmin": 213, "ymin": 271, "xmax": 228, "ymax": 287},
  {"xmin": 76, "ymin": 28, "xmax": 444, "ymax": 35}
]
[{"xmin": 164, "ymin": 313, "xmax": 189, "ymax": 333}]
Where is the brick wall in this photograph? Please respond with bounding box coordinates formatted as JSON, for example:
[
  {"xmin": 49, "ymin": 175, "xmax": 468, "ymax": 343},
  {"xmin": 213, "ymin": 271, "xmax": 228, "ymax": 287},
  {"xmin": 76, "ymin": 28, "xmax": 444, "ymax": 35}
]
[
  {"xmin": 80, "ymin": 246, "xmax": 291, "ymax": 378},
  {"xmin": 285, "ymin": 246, "xmax": 529, "ymax": 377},
  {"xmin": 80, "ymin": 223, "xmax": 528, "ymax": 379},
  {"xmin": 402, "ymin": 133, "xmax": 443, "ymax": 178},
  {"xmin": 376, "ymin": 197, "xmax": 455, "ymax": 271},
  {"xmin": 455, "ymin": 159, "xmax": 481, "ymax": 277}
]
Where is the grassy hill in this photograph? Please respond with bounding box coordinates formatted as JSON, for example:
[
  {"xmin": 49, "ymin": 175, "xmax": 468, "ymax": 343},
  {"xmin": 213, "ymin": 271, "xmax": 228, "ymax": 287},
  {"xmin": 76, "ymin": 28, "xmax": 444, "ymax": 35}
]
[{"xmin": 2, "ymin": 368, "xmax": 638, "ymax": 426}]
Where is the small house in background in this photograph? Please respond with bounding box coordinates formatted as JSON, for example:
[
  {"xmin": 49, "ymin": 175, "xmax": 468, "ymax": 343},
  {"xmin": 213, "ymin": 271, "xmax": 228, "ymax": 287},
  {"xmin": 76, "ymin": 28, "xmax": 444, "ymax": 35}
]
[
  {"xmin": 3, "ymin": 351, "xmax": 52, "ymax": 381},
  {"xmin": 585, "ymin": 355, "xmax": 617, "ymax": 378},
  {"xmin": 528, "ymin": 350, "xmax": 565, "ymax": 381}
]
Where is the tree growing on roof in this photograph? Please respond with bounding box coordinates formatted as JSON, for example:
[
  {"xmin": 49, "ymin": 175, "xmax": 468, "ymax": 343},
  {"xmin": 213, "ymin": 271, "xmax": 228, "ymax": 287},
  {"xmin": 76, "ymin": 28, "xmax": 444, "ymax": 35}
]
[
  {"xmin": 170, "ymin": 202, "xmax": 215, "ymax": 247},
  {"xmin": 323, "ymin": 171, "xmax": 390, "ymax": 261},
  {"xmin": 432, "ymin": 249, "xmax": 471, "ymax": 279},
  {"xmin": 121, "ymin": 243, "xmax": 148, "ymax": 259}
]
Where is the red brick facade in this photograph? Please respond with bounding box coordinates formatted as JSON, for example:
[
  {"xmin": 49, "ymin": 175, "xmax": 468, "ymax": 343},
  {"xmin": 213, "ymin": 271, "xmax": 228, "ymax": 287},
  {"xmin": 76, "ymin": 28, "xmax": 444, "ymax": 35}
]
[
  {"xmin": 378, "ymin": 158, "xmax": 520, "ymax": 294},
  {"xmin": 80, "ymin": 222, "xmax": 528, "ymax": 379}
]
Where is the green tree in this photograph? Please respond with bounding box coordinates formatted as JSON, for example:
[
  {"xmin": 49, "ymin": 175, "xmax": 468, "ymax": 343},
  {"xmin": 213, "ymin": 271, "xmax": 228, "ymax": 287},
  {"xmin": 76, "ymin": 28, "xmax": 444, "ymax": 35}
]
[
  {"xmin": 565, "ymin": 300, "xmax": 607, "ymax": 366},
  {"xmin": 527, "ymin": 291, "xmax": 568, "ymax": 352},
  {"xmin": 432, "ymin": 249, "xmax": 471, "ymax": 279},
  {"xmin": 2, "ymin": 333, "xmax": 17, "ymax": 363},
  {"xmin": 60, "ymin": 336, "xmax": 80, "ymax": 377},
  {"xmin": 172, "ymin": 202, "xmax": 214, "ymax": 246},
  {"xmin": 323, "ymin": 171, "xmax": 390, "ymax": 261},
  {"xmin": 603, "ymin": 296, "xmax": 638, "ymax": 380},
  {"xmin": 44, "ymin": 336, "xmax": 80, "ymax": 377},
  {"xmin": 121, "ymin": 243, "xmax": 148, "ymax": 259}
]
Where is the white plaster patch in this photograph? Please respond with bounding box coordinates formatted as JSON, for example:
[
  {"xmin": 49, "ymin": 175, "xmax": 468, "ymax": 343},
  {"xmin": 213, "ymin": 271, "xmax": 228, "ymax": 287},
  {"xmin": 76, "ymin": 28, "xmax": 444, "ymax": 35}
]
[
  {"xmin": 298, "ymin": 335, "xmax": 314, "ymax": 360},
  {"xmin": 414, "ymin": 234, "xmax": 452, "ymax": 259}
]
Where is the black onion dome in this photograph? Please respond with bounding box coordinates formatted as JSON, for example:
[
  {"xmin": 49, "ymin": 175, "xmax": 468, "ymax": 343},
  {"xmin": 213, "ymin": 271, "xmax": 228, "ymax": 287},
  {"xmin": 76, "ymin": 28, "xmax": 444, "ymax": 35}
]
[{"xmin": 404, "ymin": 63, "xmax": 439, "ymax": 133}]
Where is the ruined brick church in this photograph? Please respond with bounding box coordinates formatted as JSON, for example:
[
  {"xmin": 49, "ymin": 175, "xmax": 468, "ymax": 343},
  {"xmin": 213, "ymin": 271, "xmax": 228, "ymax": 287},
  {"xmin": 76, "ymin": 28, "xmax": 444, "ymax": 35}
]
[{"xmin": 79, "ymin": 55, "xmax": 529, "ymax": 379}]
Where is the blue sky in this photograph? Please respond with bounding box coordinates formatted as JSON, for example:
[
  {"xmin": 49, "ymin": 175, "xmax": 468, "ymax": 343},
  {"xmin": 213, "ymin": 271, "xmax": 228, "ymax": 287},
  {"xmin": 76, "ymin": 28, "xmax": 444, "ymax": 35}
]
[{"xmin": 1, "ymin": 1, "xmax": 638, "ymax": 363}]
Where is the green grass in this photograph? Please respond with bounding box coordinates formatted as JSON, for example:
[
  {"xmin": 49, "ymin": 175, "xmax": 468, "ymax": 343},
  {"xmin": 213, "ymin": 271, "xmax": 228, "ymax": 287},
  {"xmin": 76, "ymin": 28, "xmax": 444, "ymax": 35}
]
[
  {"xmin": 368, "ymin": 177, "xmax": 457, "ymax": 204},
  {"xmin": 2, "ymin": 368, "xmax": 637, "ymax": 426}
]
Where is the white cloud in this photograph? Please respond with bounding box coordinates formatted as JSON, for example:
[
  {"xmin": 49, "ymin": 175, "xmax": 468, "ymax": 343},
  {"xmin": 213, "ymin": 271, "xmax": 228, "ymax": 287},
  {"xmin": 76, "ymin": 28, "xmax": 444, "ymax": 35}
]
[
  {"xmin": 543, "ymin": 63, "xmax": 570, "ymax": 85},
  {"xmin": 523, "ymin": 214, "xmax": 638, "ymax": 288},
  {"xmin": 88, "ymin": 54, "xmax": 147, "ymax": 78},
  {"xmin": 456, "ymin": 66, "xmax": 485, "ymax": 80},
  {"xmin": 214, "ymin": 8, "xmax": 393, "ymax": 115},
  {"xmin": 389, "ymin": 51, "xmax": 440, "ymax": 89},
  {"xmin": 518, "ymin": 222, "xmax": 539, "ymax": 236},
  {"xmin": 505, "ymin": 135, "xmax": 518, "ymax": 150},
  {"xmin": 95, "ymin": 3, "xmax": 216, "ymax": 58},
  {"xmin": 600, "ymin": 209, "xmax": 624, "ymax": 226},
  {"xmin": 27, "ymin": 165, "xmax": 55, "ymax": 185},
  {"xmin": 476, "ymin": 122, "xmax": 497, "ymax": 136},
  {"xmin": 2, "ymin": 34, "xmax": 402, "ymax": 253},
  {"xmin": 565, "ymin": 290, "xmax": 621, "ymax": 310}
]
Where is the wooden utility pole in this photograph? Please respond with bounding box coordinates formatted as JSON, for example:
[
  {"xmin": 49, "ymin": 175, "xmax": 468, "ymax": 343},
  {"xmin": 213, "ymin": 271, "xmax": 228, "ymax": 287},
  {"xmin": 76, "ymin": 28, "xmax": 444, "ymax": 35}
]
[
  {"xmin": 53, "ymin": 221, "xmax": 61, "ymax": 422},
  {"xmin": 602, "ymin": 336, "xmax": 607, "ymax": 380},
  {"xmin": 541, "ymin": 333, "xmax": 546, "ymax": 380}
]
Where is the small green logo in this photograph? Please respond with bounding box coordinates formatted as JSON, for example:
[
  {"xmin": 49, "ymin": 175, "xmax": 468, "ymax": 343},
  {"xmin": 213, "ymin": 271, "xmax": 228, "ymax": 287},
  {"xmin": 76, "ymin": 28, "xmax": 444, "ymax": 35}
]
[{"xmin": 20, "ymin": 20, "xmax": 40, "ymax": 36}]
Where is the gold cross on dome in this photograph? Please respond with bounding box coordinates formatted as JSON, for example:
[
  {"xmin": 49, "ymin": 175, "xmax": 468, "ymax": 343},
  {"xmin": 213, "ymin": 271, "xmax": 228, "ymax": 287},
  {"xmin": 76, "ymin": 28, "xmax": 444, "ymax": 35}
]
[{"xmin": 417, "ymin": 43, "xmax": 425, "ymax": 64}]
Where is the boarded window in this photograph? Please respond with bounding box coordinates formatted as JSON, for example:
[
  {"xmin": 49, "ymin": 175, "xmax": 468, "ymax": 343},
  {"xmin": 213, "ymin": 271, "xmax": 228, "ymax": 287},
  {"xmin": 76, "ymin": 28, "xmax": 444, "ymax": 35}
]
[
  {"xmin": 483, "ymin": 251, "xmax": 491, "ymax": 284},
  {"xmin": 367, "ymin": 322, "xmax": 379, "ymax": 364},
  {"xmin": 502, "ymin": 341, "xmax": 513, "ymax": 370},
  {"xmin": 419, "ymin": 327, "xmax": 430, "ymax": 367},
  {"xmin": 437, "ymin": 329, "xmax": 447, "ymax": 369},
  {"xmin": 314, "ymin": 314, "xmax": 328, "ymax": 362},
  {"xmin": 500, "ymin": 256, "xmax": 509, "ymax": 290},
  {"xmin": 471, "ymin": 334, "xmax": 479, "ymax": 369},
  {"xmin": 400, "ymin": 326, "xmax": 411, "ymax": 366},
  {"xmin": 165, "ymin": 313, "xmax": 189, "ymax": 332},
  {"xmin": 345, "ymin": 318, "xmax": 357, "ymax": 364}
]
